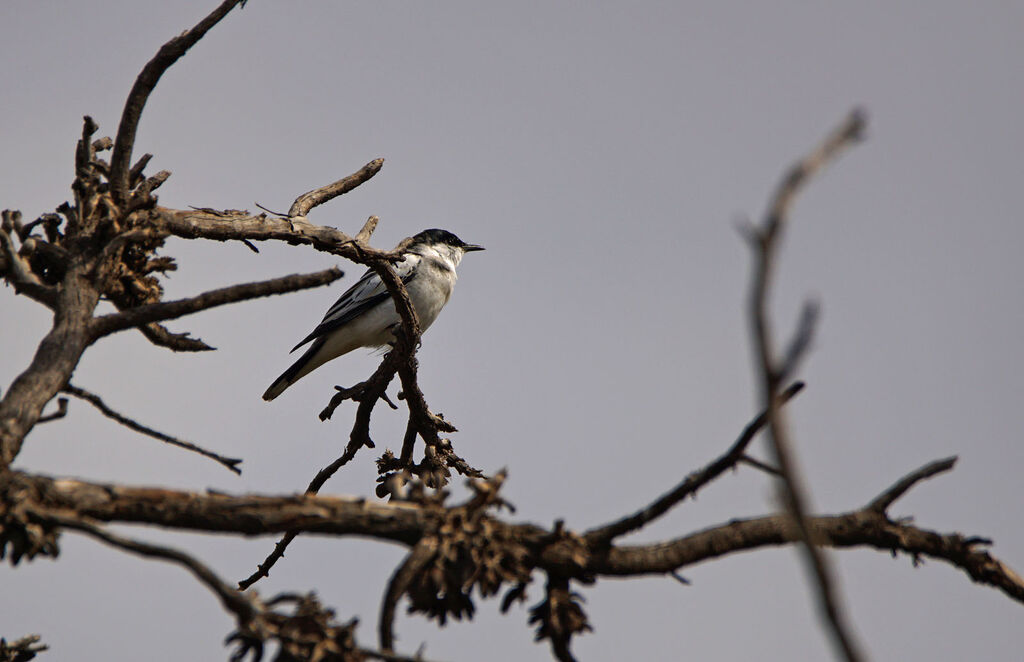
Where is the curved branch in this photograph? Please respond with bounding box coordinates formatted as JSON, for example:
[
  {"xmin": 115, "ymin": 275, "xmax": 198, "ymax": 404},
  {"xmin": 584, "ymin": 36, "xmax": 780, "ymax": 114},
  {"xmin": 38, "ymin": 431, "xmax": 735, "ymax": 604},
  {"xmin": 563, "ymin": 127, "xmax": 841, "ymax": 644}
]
[
  {"xmin": 288, "ymin": 159, "xmax": 385, "ymax": 217},
  {"xmin": 63, "ymin": 384, "xmax": 242, "ymax": 474},
  {"xmin": 41, "ymin": 513, "xmax": 256, "ymax": 622},
  {"xmin": 379, "ymin": 537, "xmax": 439, "ymax": 652},
  {"xmin": 109, "ymin": 0, "xmax": 245, "ymax": 203}
]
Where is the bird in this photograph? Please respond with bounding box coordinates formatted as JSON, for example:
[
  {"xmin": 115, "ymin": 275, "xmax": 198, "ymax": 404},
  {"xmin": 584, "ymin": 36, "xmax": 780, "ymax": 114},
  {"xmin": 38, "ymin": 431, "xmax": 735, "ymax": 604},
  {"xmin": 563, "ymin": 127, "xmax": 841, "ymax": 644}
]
[{"xmin": 262, "ymin": 228, "xmax": 484, "ymax": 401}]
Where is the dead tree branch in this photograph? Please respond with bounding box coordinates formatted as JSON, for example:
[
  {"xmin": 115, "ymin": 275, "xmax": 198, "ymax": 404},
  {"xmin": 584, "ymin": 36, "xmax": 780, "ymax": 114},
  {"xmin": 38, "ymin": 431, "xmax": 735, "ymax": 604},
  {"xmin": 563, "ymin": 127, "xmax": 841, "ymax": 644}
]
[
  {"xmin": 289, "ymin": 160, "xmax": 386, "ymax": 218},
  {"xmin": 90, "ymin": 267, "xmax": 344, "ymax": 340},
  {"xmin": 584, "ymin": 381, "xmax": 804, "ymax": 545},
  {"xmin": 8, "ymin": 455, "xmax": 1020, "ymax": 657},
  {"xmin": 62, "ymin": 384, "xmax": 242, "ymax": 474},
  {"xmin": 108, "ymin": 0, "xmax": 246, "ymax": 203},
  {"xmin": 746, "ymin": 109, "xmax": 867, "ymax": 662}
]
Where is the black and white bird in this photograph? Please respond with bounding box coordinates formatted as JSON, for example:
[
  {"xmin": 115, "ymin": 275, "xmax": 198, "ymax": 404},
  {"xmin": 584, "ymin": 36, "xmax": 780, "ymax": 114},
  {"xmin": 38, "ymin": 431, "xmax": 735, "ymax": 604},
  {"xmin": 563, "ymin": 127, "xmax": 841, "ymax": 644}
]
[{"xmin": 262, "ymin": 229, "xmax": 484, "ymax": 401}]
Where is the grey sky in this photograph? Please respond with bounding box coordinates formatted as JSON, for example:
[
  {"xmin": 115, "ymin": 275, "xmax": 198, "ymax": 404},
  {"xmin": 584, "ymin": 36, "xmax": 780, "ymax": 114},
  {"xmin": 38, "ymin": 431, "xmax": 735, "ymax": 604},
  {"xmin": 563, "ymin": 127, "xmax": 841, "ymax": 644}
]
[{"xmin": 2, "ymin": 1, "xmax": 1022, "ymax": 660}]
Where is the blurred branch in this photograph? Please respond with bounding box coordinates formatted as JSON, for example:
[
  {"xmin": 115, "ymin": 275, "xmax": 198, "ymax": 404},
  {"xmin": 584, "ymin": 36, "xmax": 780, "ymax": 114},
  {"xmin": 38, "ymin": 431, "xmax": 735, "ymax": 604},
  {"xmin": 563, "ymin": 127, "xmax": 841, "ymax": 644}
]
[
  {"xmin": 0, "ymin": 635, "xmax": 47, "ymax": 662},
  {"xmin": 745, "ymin": 109, "xmax": 867, "ymax": 662}
]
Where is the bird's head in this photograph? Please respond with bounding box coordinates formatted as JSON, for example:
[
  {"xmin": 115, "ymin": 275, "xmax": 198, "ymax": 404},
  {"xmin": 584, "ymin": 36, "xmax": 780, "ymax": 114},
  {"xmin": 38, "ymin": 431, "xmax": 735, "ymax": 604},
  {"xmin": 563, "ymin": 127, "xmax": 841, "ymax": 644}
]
[{"xmin": 409, "ymin": 228, "xmax": 485, "ymax": 266}]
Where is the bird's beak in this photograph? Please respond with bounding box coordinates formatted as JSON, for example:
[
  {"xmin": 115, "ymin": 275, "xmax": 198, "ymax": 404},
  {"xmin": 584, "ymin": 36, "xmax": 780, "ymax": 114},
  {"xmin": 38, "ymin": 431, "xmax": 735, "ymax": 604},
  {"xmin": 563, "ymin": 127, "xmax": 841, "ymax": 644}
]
[{"xmin": 463, "ymin": 244, "xmax": 485, "ymax": 252}]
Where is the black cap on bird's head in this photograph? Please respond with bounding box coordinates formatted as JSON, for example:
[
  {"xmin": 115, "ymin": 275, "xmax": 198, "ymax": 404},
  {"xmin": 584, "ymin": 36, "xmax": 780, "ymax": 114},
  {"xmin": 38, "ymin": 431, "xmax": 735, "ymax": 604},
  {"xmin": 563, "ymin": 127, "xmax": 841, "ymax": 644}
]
[{"xmin": 411, "ymin": 228, "xmax": 485, "ymax": 252}]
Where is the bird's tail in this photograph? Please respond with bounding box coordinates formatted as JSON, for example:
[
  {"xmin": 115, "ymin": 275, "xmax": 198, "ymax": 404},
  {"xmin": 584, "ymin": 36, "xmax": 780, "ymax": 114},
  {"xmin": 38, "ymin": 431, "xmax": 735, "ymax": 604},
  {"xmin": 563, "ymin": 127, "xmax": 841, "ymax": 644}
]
[{"xmin": 262, "ymin": 340, "xmax": 325, "ymax": 401}]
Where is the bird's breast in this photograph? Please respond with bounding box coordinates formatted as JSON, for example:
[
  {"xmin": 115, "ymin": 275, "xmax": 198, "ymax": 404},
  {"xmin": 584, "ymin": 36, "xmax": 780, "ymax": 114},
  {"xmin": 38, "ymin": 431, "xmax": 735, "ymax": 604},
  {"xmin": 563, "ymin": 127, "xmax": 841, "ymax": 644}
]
[{"xmin": 407, "ymin": 264, "xmax": 456, "ymax": 331}]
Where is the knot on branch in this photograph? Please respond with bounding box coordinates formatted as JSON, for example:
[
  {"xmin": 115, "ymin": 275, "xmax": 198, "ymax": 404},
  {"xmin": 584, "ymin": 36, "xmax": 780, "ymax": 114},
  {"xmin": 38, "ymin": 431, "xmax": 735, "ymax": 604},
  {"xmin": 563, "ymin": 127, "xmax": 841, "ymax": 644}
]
[
  {"xmin": 227, "ymin": 593, "xmax": 363, "ymax": 662},
  {"xmin": 376, "ymin": 435, "xmax": 483, "ymax": 494},
  {"xmin": 0, "ymin": 478, "xmax": 60, "ymax": 565},
  {"xmin": 401, "ymin": 478, "xmax": 532, "ymax": 626}
]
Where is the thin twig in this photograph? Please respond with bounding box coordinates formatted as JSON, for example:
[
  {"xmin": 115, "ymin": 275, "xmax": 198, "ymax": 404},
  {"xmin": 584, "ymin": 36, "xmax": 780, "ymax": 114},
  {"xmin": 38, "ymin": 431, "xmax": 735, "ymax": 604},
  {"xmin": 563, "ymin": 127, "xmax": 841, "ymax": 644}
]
[
  {"xmin": 37, "ymin": 397, "xmax": 69, "ymax": 424},
  {"xmin": 63, "ymin": 384, "xmax": 242, "ymax": 474},
  {"xmin": 867, "ymin": 456, "xmax": 957, "ymax": 514},
  {"xmin": 237, "ymin": 436, "xmax": 373, "ymax": 590},
  {"xmin": 288, "ymin": 159, "xmax": 385, "ymax": 218},
  {"xmin": 584, "ymin": 382, "xmax": 804, "ymax": 545},
  {"xmin": 739, "ymin": 453, "xmax": 783, "ymax": 476},
  {"xmin": 40, "ymin": 512, "xmax": 255, "ymax": 622}
]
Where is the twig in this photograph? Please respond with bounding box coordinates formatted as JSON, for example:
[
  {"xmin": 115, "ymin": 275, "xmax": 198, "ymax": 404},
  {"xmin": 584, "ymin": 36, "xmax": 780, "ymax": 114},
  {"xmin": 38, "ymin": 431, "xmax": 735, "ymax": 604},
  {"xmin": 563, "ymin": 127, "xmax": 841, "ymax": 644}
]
[
  {"xmin": 36, "ymin": 397, "xmax": 69, "ymax": 424},
  {"xmin": 738, "ymin": 453, "xmax": 782, "ymax": 476},
  {"xmin": 746, "ymin": 109, "xmax": 867, "ymax": 662},
  {"xmin": 109, "ymin": 0, "xmax": 245, "ymax": 203},
  {"xmin": 584, "ymin": 382, "xmax": 804, "ymax": 545},
  {"xmin": 288, "ymin": 159, "xmax": 385, "ymax": 218},
  {"xmin": 90, "ymin": 267, "xmax": 343, "ymax": 339},
  {"xmin": 379, "ymin": 537, "xmax": 439, "ymax": 652},
  {"xmin": 137, "ymin": 321, "xmax": 215, "ymax": 352},
  {"xmin": 40, "ymin": 512, "xmax": 255, "ymax": 622},
  {"xmin": 867, "ymin": 456, "xmax": 957, "ymax": 514},
  {"xmin": 237, "ymin": 435, "xmax": 376, "ymax": 590},
  {"xmin": 63, "ymin": 384, "xmax": 242, "ymax": 475}
]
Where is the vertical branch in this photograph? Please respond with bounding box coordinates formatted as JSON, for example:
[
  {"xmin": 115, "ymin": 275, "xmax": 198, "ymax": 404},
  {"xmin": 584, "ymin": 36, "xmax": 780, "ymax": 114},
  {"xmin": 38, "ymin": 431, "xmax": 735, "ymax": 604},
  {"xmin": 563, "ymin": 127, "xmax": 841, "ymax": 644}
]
[
  {"xmin": 747, "ymin": 109, "xmax": 866, "ymax": 662},
  {"xmin": 108, "ymin": 0, "xmax": 245, "ymax": 203}
]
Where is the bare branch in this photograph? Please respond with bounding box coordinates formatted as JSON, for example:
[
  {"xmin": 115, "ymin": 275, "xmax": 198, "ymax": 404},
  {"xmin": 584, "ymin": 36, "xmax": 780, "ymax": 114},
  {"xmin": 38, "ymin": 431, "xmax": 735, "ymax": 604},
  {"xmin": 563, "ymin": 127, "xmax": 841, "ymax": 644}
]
[
  {"xmin": 39, "ymin": 512, "xmax": 256, "ymax": 623},
  {"xmin": 867, "ymin": 456, "xmax": 957, "ymax": 514},
  {"xmin": 380, "ymin": 537, "xmax": 439, "ymax": 652},
  {"xmin": 238, "ymin": 412, "xmax": 390, "ymax": 589},
  {"xmin": 108, "ymin": 0, "xmax": 245, "ymax": 203},
  {"xmin": 8, "ymin": 472, "xmax": 428, "ymax": 545},
  {"xmin": 355, "ymin": 215, "xmax": 380, "ymax": 244},
  {"xmin": 63, "ymin": 384, "xmax": 242, "ymax": 475},
  {"xmin": 36, "ymin": 397, "xmax": 68, "ymax": 425},
  {"xmin": 738, "ymin": 453, "xmax": 782, "ymax": 476},
  {"xmin": 747, "ymin": 109, "xmax": 867, "ymax": 662},
  {"xmin": 584, "ymin": 382, "xmax": 804, "ymax": 545},
  {"xmin": 155, "ymin": 204, "xmax": 403, "ymax": 262},
  {"xmin": 136, "ymin": 321, "xmax": 215, "ymax": 352},
  {"xmin": 288, "ymin": 158, "xmax": 385, "ymax": 218},
  {"xmin": 89, "ymin": 267, "xmax": 343, "ymax": 339}
]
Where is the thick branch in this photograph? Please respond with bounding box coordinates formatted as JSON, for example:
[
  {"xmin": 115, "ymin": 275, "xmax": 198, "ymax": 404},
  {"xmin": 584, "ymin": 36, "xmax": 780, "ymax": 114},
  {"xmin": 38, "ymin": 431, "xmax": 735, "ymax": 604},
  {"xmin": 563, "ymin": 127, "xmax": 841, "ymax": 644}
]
[
  {"xmin": 7, "ymin": 472, "xmax": 429, "ymax": 546},
  {"xmin": 108, "ymin": 0, "xmax": 244, "ymax": 203},
  {"xmin": 0, "ymin": 263, "xmax": 100, "ymax": 467},
  {"xmin": 89, "ymin": 267, "xmax": 343, "ymax": 339},
  {"xmin": 154, "ymin": 200, "xmax": 400, "ymax": 262}
]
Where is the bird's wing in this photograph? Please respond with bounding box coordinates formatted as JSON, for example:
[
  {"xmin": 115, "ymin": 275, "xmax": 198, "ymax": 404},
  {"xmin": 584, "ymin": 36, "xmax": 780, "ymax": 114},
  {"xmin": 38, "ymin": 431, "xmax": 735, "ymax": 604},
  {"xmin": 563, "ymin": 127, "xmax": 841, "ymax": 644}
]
[{"xmin": 289, "ymin": 255, "xmax": 421, "ymax": 352}]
